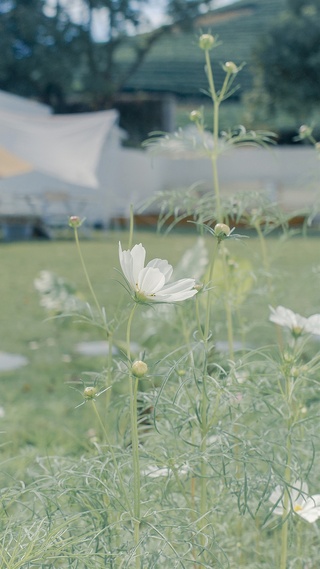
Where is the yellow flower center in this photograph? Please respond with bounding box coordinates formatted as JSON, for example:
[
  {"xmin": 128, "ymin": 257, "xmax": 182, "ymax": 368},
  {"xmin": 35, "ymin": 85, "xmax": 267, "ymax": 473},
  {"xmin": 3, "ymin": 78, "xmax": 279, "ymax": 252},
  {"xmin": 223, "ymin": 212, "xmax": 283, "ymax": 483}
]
[
  {"xmin": 292, "ymin": 326, "xmax": 303, "ymax": 337},
  {"xmin": 294, "ymin": 504, "xmax": 303, "ymax": 512}
]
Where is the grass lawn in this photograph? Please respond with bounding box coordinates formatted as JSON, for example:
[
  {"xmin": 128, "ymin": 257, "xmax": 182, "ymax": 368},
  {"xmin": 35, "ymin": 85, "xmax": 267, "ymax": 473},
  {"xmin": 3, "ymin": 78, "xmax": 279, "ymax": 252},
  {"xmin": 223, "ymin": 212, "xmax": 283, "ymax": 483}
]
[
  {"xmin": 2, "ymin": 227, "xmax": 320, "ymax": 568},
  {"xmin": 1, "ymin": 228, "xmax": 320, "ymax": 471}
]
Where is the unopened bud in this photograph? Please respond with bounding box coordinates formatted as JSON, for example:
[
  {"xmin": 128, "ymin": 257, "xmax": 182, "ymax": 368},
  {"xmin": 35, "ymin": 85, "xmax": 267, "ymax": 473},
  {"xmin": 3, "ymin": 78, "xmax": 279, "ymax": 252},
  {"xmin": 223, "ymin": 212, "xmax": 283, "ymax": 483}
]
[
  {"xmin": 190, "ymin": 109, "xmax": 202, "ymax": 123},
  {"xmin": 283, "ymin": 351, "xmax": 294, "ymax": 363},
  {"xmin": 194, "ymin": 282, "xmax": 204, "ymax": 292},
  {"xmin": 223, "ymin": 61, "xmax": 239, "ymax": 74},
  {"xmin": 199, "ymin": 33, "xmax": 215, "ymax": 51},
  {"xmin": 69, "ymin": 216, "xmax": 83, "ymax": 228},
  {"xmin": 290, "ymin": 366, "xmax": 299, "ymax": 378},
  {"xmin": 131, "ymin": 360, "xmax": 148, "ymax": 378},
  {"xmin": 84, "ymin": 386, "xmax": 97, "ymax": 399},
  {"xmin": 299, "ymin": 125, "xmax": 313, "ymax": 139},
  {"xmin": 214, "ymin": 223, "xmax": 231, "ymax": 239}
]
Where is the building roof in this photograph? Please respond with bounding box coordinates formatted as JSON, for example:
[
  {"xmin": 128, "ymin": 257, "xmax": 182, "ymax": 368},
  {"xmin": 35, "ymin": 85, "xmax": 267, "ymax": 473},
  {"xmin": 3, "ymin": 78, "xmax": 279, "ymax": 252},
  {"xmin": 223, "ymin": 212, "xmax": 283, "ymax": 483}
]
[{"xmin": 121, "ymin": 0, "xmax": 287, "ymax": 98}]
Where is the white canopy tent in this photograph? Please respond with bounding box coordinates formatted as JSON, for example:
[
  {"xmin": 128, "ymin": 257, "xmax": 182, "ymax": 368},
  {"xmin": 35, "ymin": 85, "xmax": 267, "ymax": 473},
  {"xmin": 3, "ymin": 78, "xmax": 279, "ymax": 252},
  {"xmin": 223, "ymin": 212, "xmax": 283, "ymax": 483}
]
[
  {"xmin": 0, "ymin": 89, "xmax": 51, "ymax": 116},
  {"xmin": 0, "ymin": 90, "xmax": 128, "ymax": 230},
  {"xmin": 0, "ymin": 107, "xmax": 119, "ymax": 188}
]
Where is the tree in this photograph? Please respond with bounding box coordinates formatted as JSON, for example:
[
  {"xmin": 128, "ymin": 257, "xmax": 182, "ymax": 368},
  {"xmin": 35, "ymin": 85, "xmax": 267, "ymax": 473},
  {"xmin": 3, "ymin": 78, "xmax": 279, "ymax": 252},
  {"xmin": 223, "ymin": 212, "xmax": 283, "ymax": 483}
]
[
  {"xmin": 0, "ymin": 0, "xmax": 217, "ymax": 111},
  {"xmin": 247, "ymin": 0, "xmax": 320, "ymax": 120}
]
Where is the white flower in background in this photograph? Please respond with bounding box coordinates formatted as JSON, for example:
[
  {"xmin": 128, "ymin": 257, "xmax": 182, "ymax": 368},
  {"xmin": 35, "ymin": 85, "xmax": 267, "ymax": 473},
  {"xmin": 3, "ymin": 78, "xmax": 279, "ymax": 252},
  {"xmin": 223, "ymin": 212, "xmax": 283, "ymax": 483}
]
[
  {"xmin": 305, "ymin": 313, "xmax": 320, "ymax": 335},
  {"xmin": 269, "ymin": 306, "xmax": 320, "ymax": 337},
  {"xmin": 142, "ymin": 464, "xmax": 189, "ymax": 478},
  {"xmin": 34, "ymin": 270, "xmax": 84, "ymax": 314},
  {"xmin": 34, "ymin": 270, "xmax": 55, "ymax": 294},
  {"xmin": 119, "ymin": 242, "xmax": 198, "ymax": 303},
  {"xmin": 269, "ymin": 481, "xmax": 320, "ymax": 523}
]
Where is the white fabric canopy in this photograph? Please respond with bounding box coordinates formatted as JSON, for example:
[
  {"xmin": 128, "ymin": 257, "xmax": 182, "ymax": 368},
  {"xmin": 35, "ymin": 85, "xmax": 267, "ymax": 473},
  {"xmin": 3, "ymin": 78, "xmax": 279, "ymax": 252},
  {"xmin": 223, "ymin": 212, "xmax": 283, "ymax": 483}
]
[
  {"xmin": 0, "ymin": 146, "xmax": 33, "ymax": 177},
  {"xmin": 0, "ymin": 108, "xmax": 119, "ymax": 188},
  {"xmin": 0, "ymin": 89, "xmax": 51, "ymax": 115}
]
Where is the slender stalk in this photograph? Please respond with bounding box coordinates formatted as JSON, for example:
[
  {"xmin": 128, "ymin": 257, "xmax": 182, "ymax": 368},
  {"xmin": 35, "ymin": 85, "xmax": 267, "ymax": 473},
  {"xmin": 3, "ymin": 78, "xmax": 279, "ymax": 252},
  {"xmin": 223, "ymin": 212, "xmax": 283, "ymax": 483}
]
[
  {"xmin": 204, "ymin": 49, "xmax": 217, "ymax": 102},
  {"xmin": 221, "ymin": 244, "xmax": 235, "ymax": 361},
  {"xmin": 204, "ymin": 48, "xmax": 222, "ymax": 222},
  {"xmin": 203, "ymin": 45, "xmax": 236, "ymax": 361},
  {"xmin": 280, "ymin": 367, "xmax": 294, "ymax": 569},
  {"xmin": 126, "ymin": 304, "xmax": 141, "ymax": 568},
  {"xmin": 254, "ymin": 221, "xmax": 284, "ymax": 349},
  {"xmin": 73, "ymin": 226, "xmax": 106, "ymax": 326},
  {"xmin": 200, "ymin": 371, "xmax": 208, "ymax": 514},
  {"xmin": 73, "ymin": 225, "xmax": 113, "ymax": 411},
  {"xmin": 90, "ymin": 400, "xmax": 133, "ymax": 516},
  {"xmin": 105, "ymin": 332, "xmax": 114, "ymax": 410},
  {"xmin": 203, "ymin": 240, "xmax": 219, "ymax": 342},
  {"xmin": 280, "ymin": 438, "xmax": 292, "ymax": 569}
]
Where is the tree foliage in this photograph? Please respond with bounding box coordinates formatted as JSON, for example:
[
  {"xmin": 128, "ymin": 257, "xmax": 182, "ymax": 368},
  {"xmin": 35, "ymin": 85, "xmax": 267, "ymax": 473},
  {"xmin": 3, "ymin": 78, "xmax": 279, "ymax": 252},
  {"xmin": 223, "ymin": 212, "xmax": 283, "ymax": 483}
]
[
  {"xmin": 248, "ymin": 0, "xmax": 320, "ymax": 119},
  {"xmin": 0, "ymin": 0, "xmax": 215, "ymax": 111}
]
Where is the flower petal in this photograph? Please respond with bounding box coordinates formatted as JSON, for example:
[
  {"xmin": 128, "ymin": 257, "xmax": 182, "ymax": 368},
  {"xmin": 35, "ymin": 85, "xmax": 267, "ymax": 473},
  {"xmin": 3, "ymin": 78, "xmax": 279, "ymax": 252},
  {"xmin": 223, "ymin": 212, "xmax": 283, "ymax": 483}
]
[
  {"xmin": 146, "ymin": 258, "xmax": 173, "ymax": 282},
  {"xmin": 130, "ymin": 243, "xmax": 146, "ymax": 284},
  {"xmin": 299, "ymin": 495, "xmax": 320, "ymax": 523},
  {"xmin": 119, "ymin": 242, "xmax": 146, "ymax": 290},
  {"xmin": 119, "ymin": 242, "xmax": 134, "ymax": 288},
  {"xmin": 269, "ymin": 305, "xmax": 308, "ymax": 332},
  {"xmin": 159, "ymin": 278, "xmax": 196, "ymax": 295},
  {"xmin": 137, "ymin": 267, "xmax": 166, "ymax": 296},
  {"xmin": 158, "ymin": 289, "xmax": 198, "ymax": 302},
  {"xmin": 306, "ymin": 314, "xmax": 320, "ymax": 335}
]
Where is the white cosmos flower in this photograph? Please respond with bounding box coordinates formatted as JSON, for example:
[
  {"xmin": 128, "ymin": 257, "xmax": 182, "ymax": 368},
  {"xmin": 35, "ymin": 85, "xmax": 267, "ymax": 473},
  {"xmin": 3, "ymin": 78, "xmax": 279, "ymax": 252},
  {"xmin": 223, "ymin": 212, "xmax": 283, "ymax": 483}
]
[
  {"xmin": 119, "ymin": 242, "xmax": 198, "ymax": 303},
  {"xmin": 269, "ymin": 306, "xmax": 320, "ymax": 337},
  {"xmin": 269, "ymin": 480, "xmax": 320, "ymax": 523},
  {"xmin": 141, "ymin": 464, "xmax": 189, "ymax": 478}
]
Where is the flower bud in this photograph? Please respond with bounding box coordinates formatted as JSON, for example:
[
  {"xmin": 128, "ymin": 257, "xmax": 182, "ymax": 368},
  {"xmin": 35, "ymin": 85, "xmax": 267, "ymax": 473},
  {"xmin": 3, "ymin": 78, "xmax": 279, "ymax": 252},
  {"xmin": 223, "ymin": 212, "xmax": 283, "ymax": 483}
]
[
  {"xmin": 199, "ymin": 33, "xmax": 215, "ymax": 51},
  {"xmin": 299, "ymin": 125, "xmax": 313, "ymax": 139},
  {"xmin": 194, "ymin": 282, "xmax": 204, "ymax": 293},
  {"xmin": 283, "ymin": 351, "xmax": 294, "ymax": 363},
  {"xmin": 131, "ymin": 360, "xmax": 148, "ymax": 378},
  {"xmin": 214, "ymin": 223, "xmax": 231, "ymax": 239},
  {"xmin": 223, "ymin": 61, "xmax": 239, "ymax": 74},
  {"xmin": 177, "ymin": 369, "xmax": 186, "ymax": 377},
  {"xmin": 84, "ymin": 386, "xmax": 97, "ymax": 399},
  {"xmin": 69, "ymin": 216, "xmax": 83, "ymax": 228},
  {"xmin": 190, "ymin": 109, "xmax": 202, "ymax": 123},
  {"xmin": 290, "ymin": 366, "xmax": 299, "ymax": 378}
]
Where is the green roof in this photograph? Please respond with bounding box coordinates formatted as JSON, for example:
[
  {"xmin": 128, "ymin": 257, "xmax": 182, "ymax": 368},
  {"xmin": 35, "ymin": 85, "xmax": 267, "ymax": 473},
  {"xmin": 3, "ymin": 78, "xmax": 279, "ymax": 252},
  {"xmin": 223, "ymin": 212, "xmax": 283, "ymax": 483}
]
[{"xmin": 122, "ymin": 0, "xmax": 287, "ymax": 97}]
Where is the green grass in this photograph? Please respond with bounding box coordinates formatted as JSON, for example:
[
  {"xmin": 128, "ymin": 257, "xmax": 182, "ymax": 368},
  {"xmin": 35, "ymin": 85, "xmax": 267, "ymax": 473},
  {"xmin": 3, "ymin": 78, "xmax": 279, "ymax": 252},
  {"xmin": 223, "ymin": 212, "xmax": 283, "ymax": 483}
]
[
  {"xmin": 2, "ymin": 228, "xmax": 320, "ymax": 567},
  {"xmin": 1, "ymin": 229, "xmax": 320, "ymax": 464}
]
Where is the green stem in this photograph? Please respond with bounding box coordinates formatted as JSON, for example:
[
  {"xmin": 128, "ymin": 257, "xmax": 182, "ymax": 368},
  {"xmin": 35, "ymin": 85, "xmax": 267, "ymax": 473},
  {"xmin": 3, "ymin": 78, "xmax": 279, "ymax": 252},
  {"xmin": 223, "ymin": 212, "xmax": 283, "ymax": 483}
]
[
  {"xmin": 126, "ymin": 304, "xmax": 141, "ymax": 568},
  {"xmin": 90, "ymin": 400, "xmax": 133, "ymax": 516},
  {"xmin": 205, "ymin": 49, "xmax": 217, "ymax": 102},
  {"xmin": 221, "ymin": 244, "xmax": 235, "ymax": 361},
  {"xmin": 280, "ymin": 441, "xmax": 291, "ymax": 569},
  {"xmin": 280, "ymin": 371, "xmax": 293, "ymax": 569},
  {"xmin": 204, "ymin": 48, "xmax": 222, "ymax": 222},
  {"xmin": 200, "ymin": 407, "xmax": 208, "ymax": 517},
  {"xmin": 203, "ymin": 240, "xmax": 219, "ymax": 342},
  {"xmin": 105, "ymin": 332, "xmax": 114, "ymax": 410},
  {"xmin": 73, "ymin": 227, "xmax": 106, "ymax": 326}
]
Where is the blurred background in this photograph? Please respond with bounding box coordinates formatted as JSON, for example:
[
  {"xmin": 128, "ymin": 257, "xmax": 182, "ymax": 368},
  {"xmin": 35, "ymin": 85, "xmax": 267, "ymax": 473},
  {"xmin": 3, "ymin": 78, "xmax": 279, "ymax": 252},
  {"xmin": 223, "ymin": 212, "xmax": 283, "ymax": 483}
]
[
  {"xmin": 0, "ymin": 0, "xmax": 320, "ymax": 236},
  {"xmin": 1, "ymin": 0, "xmax": 320, "ymax": 143}
]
